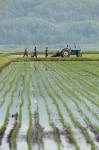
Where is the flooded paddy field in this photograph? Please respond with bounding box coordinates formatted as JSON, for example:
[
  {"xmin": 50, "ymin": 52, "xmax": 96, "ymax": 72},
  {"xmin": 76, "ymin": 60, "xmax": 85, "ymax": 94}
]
[{"xmin": 0, "ymin": 61, "xmax": 99, "ymax": 150}]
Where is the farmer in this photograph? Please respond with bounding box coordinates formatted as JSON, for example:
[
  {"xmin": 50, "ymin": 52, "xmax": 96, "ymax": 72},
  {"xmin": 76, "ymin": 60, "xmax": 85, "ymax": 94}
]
[
  {"xmin": 31, "ymin": 46, "xmax": 37, "ymax": 58},
  {"xmin": 45, "ymin": 47, "xmax": 48, "ymax": 58},
  {"xmin": 23, "ymin": 48, "xmax": 28, "ymax": 58}
]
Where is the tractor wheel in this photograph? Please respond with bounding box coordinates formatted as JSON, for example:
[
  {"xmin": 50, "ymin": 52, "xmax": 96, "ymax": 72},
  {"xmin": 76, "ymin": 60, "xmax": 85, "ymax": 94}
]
[{"xmin": 61, "ymin": 49, "xmax": 70, "ymax": 57}]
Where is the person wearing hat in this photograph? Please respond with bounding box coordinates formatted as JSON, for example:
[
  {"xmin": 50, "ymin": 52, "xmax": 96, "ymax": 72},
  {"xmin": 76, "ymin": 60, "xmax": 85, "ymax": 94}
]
[{"xmin": 23, "ymin": 48, "xmax": 28, "ymax": 57}]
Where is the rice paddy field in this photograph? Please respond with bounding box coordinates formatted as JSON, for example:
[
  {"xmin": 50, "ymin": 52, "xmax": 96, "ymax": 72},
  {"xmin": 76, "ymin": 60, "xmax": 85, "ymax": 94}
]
[{"xmin": 0, "ymin": 54, "xmax": 99, "ymax": 150}]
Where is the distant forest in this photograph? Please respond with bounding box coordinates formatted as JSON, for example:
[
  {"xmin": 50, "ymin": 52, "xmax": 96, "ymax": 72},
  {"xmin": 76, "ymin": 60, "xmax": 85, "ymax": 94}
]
[{"xmin": 0, "ymin": 0, "xmax": 99, "ymax": 51}]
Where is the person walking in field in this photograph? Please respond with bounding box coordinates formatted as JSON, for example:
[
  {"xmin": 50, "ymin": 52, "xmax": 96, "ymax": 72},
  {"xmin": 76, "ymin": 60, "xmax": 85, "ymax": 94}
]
[
  {"xmin": 23, "ymin": 48, "xmax": 28, "ymax": 58},
  {"xmin": 45, "ymin": 47, "xmax": 48, "ymax": 58},
  {"xmin": 31, "ymin": 46, "xmax": 37, "ymax": 58},
  {"xmin": 34, "ymin": 46, "xmax": 37, "ymax": 58}
]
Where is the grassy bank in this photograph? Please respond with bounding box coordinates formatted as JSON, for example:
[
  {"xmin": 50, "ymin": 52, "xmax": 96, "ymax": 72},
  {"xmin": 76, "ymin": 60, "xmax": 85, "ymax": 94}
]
[
  {"xmin": 0, "ymin": 54, "xmax": 18, "ymax": 71},
  {"xmin": 14, "ymin": 52, "xmax": 99, "ymax": 61},
  {"xmin": 0, "ymin": 53, "xmax": 99, "ymax": 69}
]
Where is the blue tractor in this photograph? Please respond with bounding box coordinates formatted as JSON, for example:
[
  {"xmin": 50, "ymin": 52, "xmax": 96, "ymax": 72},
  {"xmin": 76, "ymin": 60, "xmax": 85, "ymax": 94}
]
[{"xmin": 52, "ymin": 45, "xmax": 82, "ymax": 57}]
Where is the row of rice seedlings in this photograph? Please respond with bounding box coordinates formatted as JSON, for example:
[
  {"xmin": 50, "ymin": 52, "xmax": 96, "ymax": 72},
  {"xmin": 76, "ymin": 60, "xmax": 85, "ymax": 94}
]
[
  {"xmin": 12, "ymin": 62, "xmax": 29, "ymax": 146},
  {"xmin": 0, "ymin": 63, "xmax": 15, "ymax": 83},
  {"xmin": 46, "ymin": 61, "xmax": 99, "ymax": 131},
  {"xmin": 29, "ymin": 63, "xmax": 44, "ymax": 149},
  {"xmin": 49, "ymin": 62, "xmax": 99, "ymax": 141},
  {"xmin": 0, "ymin": 64, "xmax": 17, "ymax": 93},
  {"xmin": 35, "ymin": 65, "xmax": 61, "ymax": 150},
  {"xmin": 0, "ymin": 68, "xmax": 19, "ymax": 109},
  {"xmin": 60, "ymin": 60, "xmax": 98, "ymax": 94},
  {"xmin": 27, "ymin": 72, "xmax": 33, "ymax": 150},
  {"xmin": 62, "ymin": 61, "xmax": 99, "ymax": 75},
  {"xmin": 7, "ymin": 113, "xmax": 18, "ymax": 150},
  {"xmin": 0, "ymin": 63, "xmax": 17, "ymax": 81},
  {"xmin": 67, "ymin": 66, "xmax": 99, "ymax": 97},
  {"xmin": 38, "ymin": 64, "xmax": 80, "ymax": 150},
  {"xmin": 54, "ymin": 61, "xmax": 98, "ymax": 91},
  {"xmin": 0, "ymin": 63, "xmax": 22, "ymax": 101},
  {"xmin": 67, "ymin": 80, "xmax": 98, "ymax": 122},
  {"xmin": 76, "ymin": 62, "xmax": 99, "ymax": 76},
  {"xmin": 0, "ymin": 69, "xmax": 21, "ymax": 145},
  {"xmin": 38, "ymin": 79, "xmax": 62, "ymax": 149},
  {"xmin": 47, "ymin": 61, "xmax": 99, "ymax": 115},
  {"xmin": 85, "ymin": 61, "xmax": 99, "ymax": 70},
  {"xmin": 53, "ymin": 62, "xmax": 99, "ymax": 118},
  {"xmin": 0, "ymin": 64, "xmax": 17, "ymax": 88},
  {"xmin": 62, "ymin": 76, "xmax": 98, "ymax": 125},
  {"xmin": 47, "ymin": 65, "xmax": 99, "ymax": 126},
  {"xmin": 33, "ymin": 107, "xmax": 45, "ymax": 150},
  {"xmin": 56, "ymin": 60, "xmax": 98, "ymax": 88},
  {"xmin": 45, "ymin": 62, "xmax": 99, "ymax": 144},
  {"xmin": 40, "ymin": 63, "xmax": 96, "ymax": 150},
  {"xmin": 30, "ymin": 63, "xmax": 46, "ymax": 150},
  {"xmin": 10, "ymin": 63, "xmax": 26, "ymax": 150},
  {"xmin": 33, "ymin": 61, "xmax": 98, "ymax": 148},
  {"xmin": 11, "ymin": 90, "xmax": 24, "ymax": 150},
  {"xmin": 50, "ymin": 83, "xmax": 96, "ymax": 150},
  {"xmin": 28, "ymin": 64, "xmax": 45, "ymax": 150},
  {"xmin": 0, "ymin": 66, "xmax": 9, "ymax": 81},
  {"xmin": 61, "ymin": 76, "xmax": 98, "ymax": 121},
  {"xmin": 60, "ymin": 61, "xmax": 99, "ymax": 96},
  {"xmin": 49, "ymin": 73, "xmax": 99, "ymax": 138}
]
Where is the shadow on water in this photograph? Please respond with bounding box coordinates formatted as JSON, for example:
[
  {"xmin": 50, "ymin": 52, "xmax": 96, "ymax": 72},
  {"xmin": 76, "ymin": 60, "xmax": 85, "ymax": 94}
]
[
  {"xmin": 32, "ymin": 110, "xmax": 44, "ymax": 150},
  {"xmin": 1, "ymin": 110, "xmax": 98, "ymax": 150}
]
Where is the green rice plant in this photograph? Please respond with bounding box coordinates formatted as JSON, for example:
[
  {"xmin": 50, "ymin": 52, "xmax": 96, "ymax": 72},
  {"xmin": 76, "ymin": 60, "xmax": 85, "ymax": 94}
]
[
  {"xmin": 0, "ymin": 63, "xmax": 22, "ymax": 107},
  {"xmin": 59, "ymin": 61, "xmax": 99, "ymax": 97},
  {"xmin": 52, "ymin": 75, "xmax": 99, "ymax": 130},
  {"xmin": 11, "ymin": 91, "xmax": 24, "ymax": 150},
  {"xmin": 46, "ymin": 61, "xmax": 99, "ymax": 120},
  {"xmin": 36, "ymin": 74, "xmax": 61, "ymax": 150},
  {"xmin": 33, "ymin": 62, "xmax": 66, "ymax": 149},
  {"xmin": 11, "ymin": 64, "xmax": 26, "ymax": 150},
  {"xmin": 30, "ymin": 64, "xmax": 45, "ymax": 150},
  {"xmin": 44, "ymin": 61, "xmax": 99, "ymax": 135},
  {"xmin": 52, "ymin": 88, "xmax": 96, "ymax": 149},
  {"xmin": 55, "ymin": 62, "xmax": 99, "ymax": 121},
  {"xmin": 0, "ymin": 65, "xmax": 17, "ymax": 93},
  {"xmin": 0, "ymin": 71, "xmax": 18, "ymax": 109},
  {"xmin": 38, "ymin": 67, "xmax": 80, "ymax": 150},
  {"xmin": 0, "ymin": 64, "xmax": 15, "ymax": 84},
  {"xmin": 47, "ymin": 80, "xmax": 96, "ymax": 149},
  {"xmin": 39, "ymin": 63, "xmax": 96, "ymax": 150},
  {"xmin": 0, "ymin": 71, "xmax": 21, "ymax": 145},
  {"xmin": 27, "ymin": 75, "xmax": 32, "ymax": 150},
  {"xmin": 0, "ymin": 54, "xmax": 16, "ymax": 70}
]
